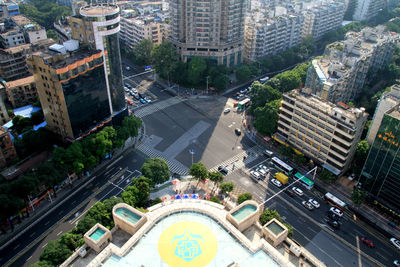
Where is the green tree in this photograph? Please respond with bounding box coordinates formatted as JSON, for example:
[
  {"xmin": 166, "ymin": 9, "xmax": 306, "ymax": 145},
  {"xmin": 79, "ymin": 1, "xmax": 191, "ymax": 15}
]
[
  {"xmin": 11, "ymin": 174, "xmax": 39, "ymax": 216},
  {"xmin": 76, "ymin": 216, "xmax": 97, "ymax": 235},
  {"xmin": 237, "ymin": 192, "xmax": 252, "ymax": 204},
  {"xmin": 189, "ymin": 162, "xmax": 208, "ymax": 185},
  {"xmin": 294, "ymin": 154, "xmax": 306, "ymax": 166},
  {"xmin": 249, "ymin": 82, "xmax": 281, "ymax": 113},
  {"xmin": 274, "ymin": 71, "xmax": 301, "ymax": 92},
  {"xmin": 259, "ymin": 209, "xmax": 293, "ymax": 237},
  {"xmin": 59, "ymin": 232, "xmax": 84, "ymax": 251},
  {"xmin": 131, "ymin": 176, "xmax": 150, "ymax": 207},
  {"xmin": 39, "ymin": 240, "xmax": 72, "ymax": 266},
  {"xmin": 122, "ymin": 116, "xmax": 142, "ymax": 137},
  {"xmin": 318, "ymin": 169, "xmax": 336, "ymax": 183},
  {"xmin": 351, "ymin": 189, "xmax": 368, "ymax": 206},
  {"xmin": 220, "ymin": 182, "xmax": 234, "ymax": 195},
  {"xmin": 353, "ymin": 140, "xmax": 370, "ymax": 175},
  {"xmin": 235, "ymin": 65, "xmax": 252, "ymax": 82},
  {"xmin": 209, "ymin": 196, "xmax": 220, "ymax": 204},
  {"xmin": 188, "ymin": 57, "xmax": 207, "ymax": 86},
  {"xmin": 12, "ymin": 115, "xmax": 33, "ymax": 134},
  {"xmin": 133, "ymin": 39, "xmax": 153, "ymax": 66},
  {"xmin": 141, "ymin": 158, "xmax": 170, "ymax": 187},
  {"xmin": 279, "ymin": 145, "xmax": 294, "ymax": 159},
  {"xmin": 122, "ymin": 185, "xmax": 139, "ymax": 207},
  {"xmin": 253, "ymin": 99, "xmax": 281, "ymax": 136},
  {"xmin": 30, "ymin": 261, "xmax": 54, "ymax": 267},
  {"xmin": 152, "ymin": 41, "xmax": 179, "ymax": 82},
  {"xmin": 0, "ymin": 193, "xmax": 24, "ymax": 232},
  {"xmin": 208, "ymin": 171, "xmax": 224, "ymax": 192}
]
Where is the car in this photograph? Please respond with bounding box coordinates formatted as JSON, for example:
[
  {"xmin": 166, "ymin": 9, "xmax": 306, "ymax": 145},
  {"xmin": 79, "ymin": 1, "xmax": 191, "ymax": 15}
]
[
  {"xmin": 234, "ymin": 92, "xmax": 240, "ymax": 96},
  {"xmin": 139, "ymin": 98, "xmax": 147, "ymax": 104},
  {"xmin": 329, "ymin": 207, "xmax": 344, "ymax": 217},
  {"xmin": 394, "ymin": 260, "xmax": 400, "ymax": 266},
  {"xmin": 218, "ymin": 166, "xmax": 229, "ymax": 175},
  {"xmin": 250, "ymin": 170, "xmax": 261, "ymax": 180},
  {"xmin": 124, "ymin": 87, "xmax": 129, "ymax": 92},
  {"xmin": 235, "ymin": 128, "xmax": 241, "ymax": 135},
  {"xmin": 302, "ymin": 201, "xmax": 314, "ymax": 211},
  {"xmin": 390, "ymin": 237, "xmax": 400, "ymax": 250},
  {"xmin": 285, "ymin": 188, "xmax": 295, "ymax": 197},
  {"xmin": 256, "ymin": 167, "xmax": 267, "ymax": 177},
  {"xmin": 308, "ymin": 198, "xmax": 320, "ymax": 208},
  {"xmin": 144, "ymin": 97, "xmax": 152, "ymax": 103},
  {"xmin": 264, "ymin": 149, "xmax": 274, "ymax": 157},
  {"xmin": 326, "ymin": 219, "xmax": 340, "ymax": 229},
  {"xmin": 270, "ymin": 178, "xmax": 282, "ymax": 188},
  {"xmin": 126, "ymin": 66, "xmax": 131, "ymax": 70},
  {"xmin": 240, "ymin": 89, "xmax": 247, "ymax": 94},
  {"xmin": 292, "ymin": 187, "xmax": 303, "ymax": 196},
  {"xmin": 224, "ymin": 108, "xmax": 231, "ymax": 114},
  {"xmin": 361, "ymin": 237, "xmax": 375, "ymax": 248},
  {"xmin": 348, "ymin": 173, "xmax": 356, "ymax": 181},
  {"xmin": 328, "ymin": 212, "xmax": 341, "ymax": 221}
]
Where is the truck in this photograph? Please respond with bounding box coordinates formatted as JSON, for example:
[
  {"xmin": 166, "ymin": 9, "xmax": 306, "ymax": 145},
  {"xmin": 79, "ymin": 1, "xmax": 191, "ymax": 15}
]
[{"xmin": 274, "ymin": 172, "xmax": 288, "ymax": 185}]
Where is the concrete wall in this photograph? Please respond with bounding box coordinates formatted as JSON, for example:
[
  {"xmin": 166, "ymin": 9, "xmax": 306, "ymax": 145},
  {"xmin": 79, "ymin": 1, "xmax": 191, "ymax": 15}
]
[
  {"xmin": 226, "ymin": 200, "xmax": 262, "ymax": 232},
  {"xmin": 112, "ymin": 203, "xmax": 147, "ymax": 235}
]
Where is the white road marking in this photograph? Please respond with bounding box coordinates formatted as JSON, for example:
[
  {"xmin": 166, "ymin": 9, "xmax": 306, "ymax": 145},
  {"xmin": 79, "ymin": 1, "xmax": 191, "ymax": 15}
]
[
  {"xmin": 42, "ymin": 243, "xmax": 48, "ymax": 248},
  {"xmin": 307, "ymin": 226, "xmax": 318, "ymax": 234},
  {"xmin": 14, "ymin": 244, "xmax": 20, "ymax": 250},
  {"xmin": 376, "ymin": 252, "xmax": 388, "ymax": 261},
  {"xmin": 356, "ymin": 236, "xmax": 362, "ymax": 267},
  {"xmin": 57, "ymin": 231, "xmax": 63, "ymax": 236},
  {"xmin": 26, "ymin": 256, "xmax": 32, "ymax": 262},
  {"xmin": 29, "ymin": 232, "xmax": 36, "ymax": 238},
  {"xmin": 44, "ymin": 221, "xmax": 50, "ymax": 226}
]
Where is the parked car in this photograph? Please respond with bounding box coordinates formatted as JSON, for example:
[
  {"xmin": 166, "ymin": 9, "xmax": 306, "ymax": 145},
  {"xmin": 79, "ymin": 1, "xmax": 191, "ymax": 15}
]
[
  {"xmin": 390, "ymin": 238, "xmax": 400, "ymax": 250},
  {"xmin": 218, "ymin": 166, "xmax": 229, "ymax": 175},
  {"xmin": 224, "ymin": 108, "xmax": 231, "ymax": 114},
  {"xmin": 264, "ymin": 149, "xmax": 274, "ymax": 157},
  {"xmin": 250, "ymin": 170, "xmax": 261, "ymax": 180},
  {"xmin": 285, "ymin": 188, "xmax": 295, "ymax": 197},
  {"xmin": 139, "ymin": 98, "xmax": 147, "ymax": 104},
  {"xmin": 302, "ymin": 201, "xmax": 314, "ymax": 211},
  {"xmin": 126, "ymin": 66, "xmax": 131, "ymax": 70},
  {"xmin": 361, "ymin": 237, "xmax": 375, "ymax": 248},
  {"xmin": 240, "ymin": 89, "xmax": 247, "ymax": 94},
  {"xmin": 235, "ymin": 128, "xmax": 241, "ymax": 135},
  {"xmin": 256, "ymin": 167, "xmax": 267, "ymax": 177},
  {"xmin": 329, "ymin": 207, "xmax": 343, "ymax": 217},
  {"xmin": 308, "ymin": 198, "xmax": 320, "ymax": 208},
  {"xmin": 292, "ymin": 187, "xmax": 303, "ymax": 196},
  {"xmin": 394, "ymin": 260, "xmax": 400, "ymax": 266},
  {"xmin": 270, "ymin": 178, "xmax": 282, "ymax": 188},
  {"xmin": 124, "ymin": 87, "xmax": 129, "ymax": 92}
]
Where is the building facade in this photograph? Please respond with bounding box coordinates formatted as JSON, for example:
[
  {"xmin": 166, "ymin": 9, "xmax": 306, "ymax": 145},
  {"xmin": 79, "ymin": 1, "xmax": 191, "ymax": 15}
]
[
  {"xmin": 367, "ymin": 84, "xmax": 400, "ymax": 144},
  {"xmin": 277, "ymin": 89, "xmax": 368, "ymax": 175},
  {"xmin": 244, "ymin": 14, "xmax": 304, "ymax": 62},
  {"xmin": 120, "ymin": 17, "xmax": 163, "ymax": 49},
  {"xmin": 27, "ymin": 47, "xmax": 112, "ymax": 141},
  {"xmin": 169, "ymin": 0, "xmax": 245, "ymax": 67},
  {"xmin": 69, "ymin": 3, "xmax": 125, "ymax": 115},
  {"xmin": 305, "ymin": 26, "xmax": 398, "ymax": 103},
  {"xmin": 302, "ymin": 1, "xmax": 346, "ymax": 40},
  {"xmin": 0, "ymin": 126, "xmax": 17, "ymax": 167},
  {"xmin": 353, "ymin": 0, "xmax": 385, "ymax": 21},
  {"xmin": 5, "ymin": 75, "xmax": 37, "ymax": 108},
  {"xmin": 360, "ymin": 106, "xmax": 400, "ymax": 212}
]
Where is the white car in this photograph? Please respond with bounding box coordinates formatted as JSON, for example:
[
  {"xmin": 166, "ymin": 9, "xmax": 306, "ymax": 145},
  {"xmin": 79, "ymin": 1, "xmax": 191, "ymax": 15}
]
[
  {"xmin": 394, "ymin": 260, "xmax": 400, "ymax": 266},
  {"xmin": 250, "ymin": 170, "xmax": 261, "ymax": 180},
  {"xmin": 292, "ymin": 187, "xmax": 303, "ymax": 196},
  {"xmin": 259, "ymin": 164, "xmax": 269, "ymax": 172},
  {"xmin": 330, "ymin": 207, "xmax": 343, "ymax": 217},
  {"xmin": 308, "ymin": 198, "xmax": 320, "ymax": 208},
  {"xmin": 240, "ymin": 89, "xmax": 247, "ymax": 94},
  {"xmin": 391, "ymin": 238, "xmax": 400, "ymax": 250},
  {"xmin": 256, "ymin": 167, "xmax": 267, "ymax": 177},
  {"xmin": 224, "ymin": 108, "xmax": 231, "ymax": 114},
  {"xmin": 270, "ymin": 178, "xmax": 282, "ymax": 188}
]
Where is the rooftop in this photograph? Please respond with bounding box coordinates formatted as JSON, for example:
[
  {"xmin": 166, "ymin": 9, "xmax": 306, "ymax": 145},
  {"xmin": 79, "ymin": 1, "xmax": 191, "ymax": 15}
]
[
  {"xmin": 11, "ymin": 15, "xmax": 34, "ymax": 27},
  {"xmin": 5, "ymin": 75, "xmax": 34, "ymax": 88},
  {"xmin": 80, "ymin": 4, "xmax": 119, "ymax": 17},
  {"xmin": 387, "ymin": 107, "xmax": 400, "ymax": 120}
]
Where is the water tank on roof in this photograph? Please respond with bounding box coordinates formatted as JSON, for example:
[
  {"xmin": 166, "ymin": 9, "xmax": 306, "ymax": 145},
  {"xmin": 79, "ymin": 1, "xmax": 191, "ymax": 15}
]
[{"xmin": 63, "ymin": 39, "xmax": 79, "ymax": 52}]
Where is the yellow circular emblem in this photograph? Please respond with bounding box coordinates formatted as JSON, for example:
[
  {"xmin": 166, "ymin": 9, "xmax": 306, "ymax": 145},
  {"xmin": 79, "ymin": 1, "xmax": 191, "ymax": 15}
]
[{"xmin": 158, "ymin": 221, "xmax": 218, "ymax": 267}]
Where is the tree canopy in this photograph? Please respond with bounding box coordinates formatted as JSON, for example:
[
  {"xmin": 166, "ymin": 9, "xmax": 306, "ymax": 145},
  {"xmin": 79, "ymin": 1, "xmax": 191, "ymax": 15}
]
[
  {"xmin": 237, "ymin": 192, "xmax": 252, "ymax": 204},
  {"xmin": 141, "ymin": 158, "xmax": 170, "ymax": 187},
  {"xmin": 133, "ymin": 39, "xmax": 153, "ymax": 66}
]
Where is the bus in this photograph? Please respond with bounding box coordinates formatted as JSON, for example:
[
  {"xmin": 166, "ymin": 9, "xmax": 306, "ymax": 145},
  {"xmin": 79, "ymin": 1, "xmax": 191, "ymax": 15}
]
[
  {"xmin": 294, "ymin": 172, "xmax": 314, "ymax": 190},
  {"xmin": 237, "ymin": 98, "xmax": 251, "ymax": 110},
  {"xmin": 324, "ymin": 192, "xmax": 346, "ymax": 210},
  {"xmin": 271, "ymin": 157, "xmax": 293, "ymax": 175},
  {"xmin": 260, "ymin": 76, "xmax": 270, "ymax": 83}
]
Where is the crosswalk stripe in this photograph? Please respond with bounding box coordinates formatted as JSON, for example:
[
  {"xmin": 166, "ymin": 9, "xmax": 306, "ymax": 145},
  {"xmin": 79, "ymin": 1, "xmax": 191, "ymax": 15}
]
[
  {"xmin": 209, "ymin": 147, "xmax": 259, "ymax": 173},
  {"xmin": 134, "ymin": 97, "xmax": 184, "ymax": 118}
]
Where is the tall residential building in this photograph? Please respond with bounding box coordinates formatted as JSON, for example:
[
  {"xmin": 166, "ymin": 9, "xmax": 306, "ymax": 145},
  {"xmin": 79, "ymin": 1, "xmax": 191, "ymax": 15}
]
[
  {"xmin": 11, "ymin": 15, "xmax": 47, "ymax": 44},
  {"xmin": 4, "ymin": 75, "xmax": 37, "ymax": 108},
  {"xmin": 360, "ymin": 105, "xmax": 400, "ymax": 212},
  {"xmin": 0, "ymin": 126, "xmax": 17, "ymax": 167},
  {"xmin": 0, "ymin": 83, "xmax": 9, "ymax": 124},
  {"xmin": 169, "ymin": 0, "xmax": 245, "ymax": 67},
  {"xmin": 69, "ymin": 3, "xmax": 125, "ymax": 116},
  {"xmin": 120, "ymin": 17, "xmax": 163, "ymax": 49},
  {"xmin": 244, "ymin": 13, "xmax": 304, "ymax": 62},
  {"xmin": 305, "ymin": 26, "xmax": 398, "ymax": 103},
  {"xmin": 302, "ymin": 1, "xmax": 346, "ymax": 40},
  {"xmin": 27, "ymin": 46, "xmax": 112, "ymax": 141},
  {"xmin": 353, "ymin": 0, "xmax": 385, "ymax": 21},
  {"xmin": 367, "ymin": 84, "xmax": 400, "ymax": 145},
  {"xmin": 0, "ymin": 1, "xmax": 20, "ymax": 19},
  {"xmin": 277, "ymin": 89, "xmax": 368, "ymax": 175}
]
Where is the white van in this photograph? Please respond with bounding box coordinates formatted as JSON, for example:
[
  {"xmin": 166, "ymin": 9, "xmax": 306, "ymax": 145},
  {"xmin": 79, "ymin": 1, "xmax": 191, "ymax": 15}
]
[
  {"xmin": 264, "ymin": 149, "xmax": 274, "ymax": 157},
  {"xmin": 259, "ymin": 76, "xmax": 269, "ymax": 83}
]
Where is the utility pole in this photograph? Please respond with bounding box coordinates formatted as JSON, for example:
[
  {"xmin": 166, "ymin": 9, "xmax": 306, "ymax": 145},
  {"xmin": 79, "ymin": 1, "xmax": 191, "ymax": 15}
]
[{"xmin": 206, "ymin": 76, "xmax": 209, "ymax": 94}]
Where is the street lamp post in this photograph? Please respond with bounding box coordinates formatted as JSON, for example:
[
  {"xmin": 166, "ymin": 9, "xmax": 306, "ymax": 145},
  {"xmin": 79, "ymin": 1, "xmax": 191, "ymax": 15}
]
[
  {"xmin": 206, "ymin": 76, "xmax": 209, "ymax": 94},
  {"xmin": 189, "ymin": 149, "xmax": 196, "ymax": 166}
]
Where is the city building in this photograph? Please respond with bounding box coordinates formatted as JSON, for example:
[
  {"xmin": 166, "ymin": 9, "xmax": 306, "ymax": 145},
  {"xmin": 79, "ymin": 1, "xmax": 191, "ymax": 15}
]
[
  {"xmin": 4, "ymin": 75, "xmax": 37, "ymax": 108},
  {"xmin": 0, "ymin": 1, "xmax": 20, "ymax": 19},
  {"xmin": 0, "ymin": 38, "xmax": 55, "ymax": 82},
  {"xmin": 11, "ymin": 15, "xmax": 47, "ymax": 44},
  {"xmin": 0, "ymin": 18, "xmax": 26, "ymax": 48},
  {"xmin": 0, "ymin": 126, "xmax": 17, "ymax": 167},
  {"xmin": 53, "ymin": 18, "xmax": 72, "ymax": 44},
  {"xmin": 169, "ymin": 0, "xmax": 246, "ymax": 67},
  {"xmin": 367, "ymin": 84, "xmax": 400, "ymax": 144},
  {"xmin": 277, "ymin": 89, "xmax": 368, "ymax": 175},
  {"xmin": 244, "ymin": 13, "xmax": 304, "ymax": 62},
  {"xmin": 27, "ymin": 45, "xmax": 112, "ymax": 141},
  {"xmin": 0, "ymin": 83, "xmax": 10, "ymax": 124},
  {"xmin": 359, "ymin": 105, "xmax": 400, "ymax": 212},
  {"xmin": 69, "ymin": 3, "xmax": 126, "ymax": 116},
  {"xmin": 353, "ymin": 0, "xmax": 385, "ymax": 21},
  {"xmin": 120, "ymin": 16, "xmax": 163, "ymax": 49},
  {"xmin": 305, "ymin": 26, "xmax": 398, "ymax": 103},
  {"xmin": 302, "ymin": 0, "xmax": 346, "ymax": 40}
]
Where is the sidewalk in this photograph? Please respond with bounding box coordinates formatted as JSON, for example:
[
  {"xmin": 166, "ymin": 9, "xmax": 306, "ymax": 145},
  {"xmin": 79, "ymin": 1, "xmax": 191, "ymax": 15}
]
[{"xmin": 0, "ymin": 136, "xmax": 139, "ymax": 248}]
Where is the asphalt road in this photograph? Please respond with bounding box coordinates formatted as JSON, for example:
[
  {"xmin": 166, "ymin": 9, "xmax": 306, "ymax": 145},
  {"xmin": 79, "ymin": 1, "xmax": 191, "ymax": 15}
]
[{"xmin": 1, "ymin": 151, "xmax": 147, "ymax": 267}]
